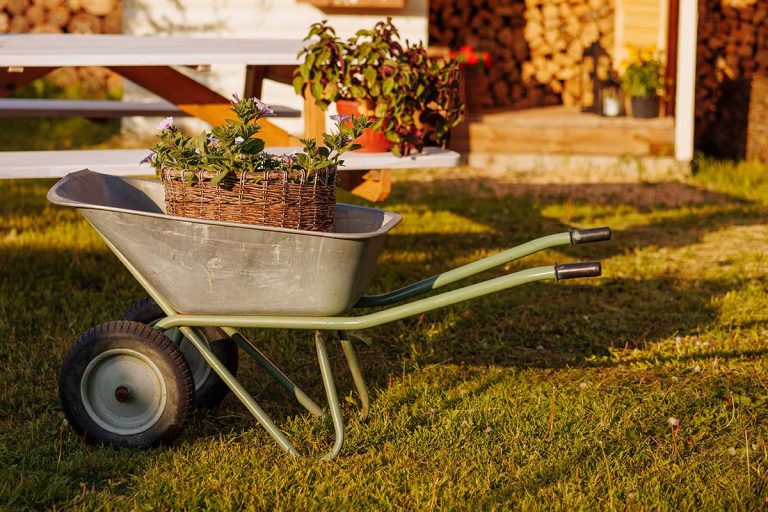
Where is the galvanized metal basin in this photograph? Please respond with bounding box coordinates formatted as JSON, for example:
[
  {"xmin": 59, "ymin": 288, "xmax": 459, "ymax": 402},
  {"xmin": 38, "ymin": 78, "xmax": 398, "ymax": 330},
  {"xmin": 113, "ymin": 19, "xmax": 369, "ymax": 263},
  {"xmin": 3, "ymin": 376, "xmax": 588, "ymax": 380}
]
[{"xmin": 48, "ymin": 170, "xmax": 402, "ymax": 316}]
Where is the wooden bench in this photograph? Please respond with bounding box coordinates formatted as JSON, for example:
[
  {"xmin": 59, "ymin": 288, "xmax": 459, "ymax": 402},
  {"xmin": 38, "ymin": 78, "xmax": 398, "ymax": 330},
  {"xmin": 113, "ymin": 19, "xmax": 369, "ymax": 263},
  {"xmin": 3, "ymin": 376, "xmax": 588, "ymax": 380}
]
[
  {"xmin": 0, "ymin": 147, "xmax": 461, "ymax": 179},
  {"xmin": 0, "ymin": 98, "xmax": 301, "ymax": 118}
]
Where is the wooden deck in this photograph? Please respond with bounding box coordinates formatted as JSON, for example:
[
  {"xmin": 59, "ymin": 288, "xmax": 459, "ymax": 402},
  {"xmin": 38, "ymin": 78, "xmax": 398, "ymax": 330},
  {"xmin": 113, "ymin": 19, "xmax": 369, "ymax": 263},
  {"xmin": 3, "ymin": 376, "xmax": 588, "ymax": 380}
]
[{"xmin": 460, "ymin": 106, "xmax": 675, "ymax": 157}]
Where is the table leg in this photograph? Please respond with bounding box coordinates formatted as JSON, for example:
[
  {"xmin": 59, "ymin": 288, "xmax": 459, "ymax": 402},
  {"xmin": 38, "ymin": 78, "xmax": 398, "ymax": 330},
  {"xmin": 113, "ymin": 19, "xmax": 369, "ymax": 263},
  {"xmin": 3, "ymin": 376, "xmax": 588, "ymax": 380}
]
[
  {"xmin": 109, "ymin": 65, "xmax": 298, "ymax": 146},
  {"xmin": 338, "ymin": 169, "xmax": 392, "ymax": 203},
  {"xmin": 0, "ymin": 67, "xmax": 56, "ymax": 97}
]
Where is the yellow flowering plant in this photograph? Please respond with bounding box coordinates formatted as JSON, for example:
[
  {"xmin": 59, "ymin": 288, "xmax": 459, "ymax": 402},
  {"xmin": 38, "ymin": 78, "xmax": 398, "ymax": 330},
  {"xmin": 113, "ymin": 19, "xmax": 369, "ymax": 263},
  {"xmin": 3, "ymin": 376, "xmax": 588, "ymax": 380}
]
[{"xmin": 621, "ymin": 46, "xmax": 664, "ymax": 99}]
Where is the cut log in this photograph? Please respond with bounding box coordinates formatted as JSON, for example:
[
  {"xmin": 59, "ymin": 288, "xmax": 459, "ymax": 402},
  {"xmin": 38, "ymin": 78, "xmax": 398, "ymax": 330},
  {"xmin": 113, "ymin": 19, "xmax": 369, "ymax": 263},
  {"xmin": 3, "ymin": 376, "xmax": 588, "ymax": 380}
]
[
  {"xmin": 48, "ymin": 6, "xmax": 71, "ymax": 29},
  {"xmin": 67, "ymin": 12, "xmax": 101, "ymax": 34},
  {"xmin": 81, "ymin": 0, "xmax": 117, "ymax": 16},
  {"xmin": 5, "ymin": 0, "xmax": 29, "ymax": 16}
]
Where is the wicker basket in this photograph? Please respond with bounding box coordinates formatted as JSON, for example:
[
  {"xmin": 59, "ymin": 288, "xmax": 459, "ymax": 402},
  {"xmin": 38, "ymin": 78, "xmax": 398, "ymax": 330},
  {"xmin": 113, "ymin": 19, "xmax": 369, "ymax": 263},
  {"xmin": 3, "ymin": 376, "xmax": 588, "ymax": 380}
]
[{"xmin": 161, "ymin": 167, "xmax": 337, "ymax": 232}]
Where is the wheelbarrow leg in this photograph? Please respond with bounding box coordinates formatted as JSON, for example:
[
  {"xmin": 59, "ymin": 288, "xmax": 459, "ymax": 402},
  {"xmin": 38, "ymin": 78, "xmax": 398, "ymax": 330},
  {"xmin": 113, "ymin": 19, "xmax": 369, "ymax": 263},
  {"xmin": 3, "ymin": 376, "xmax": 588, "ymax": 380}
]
[
  {"xmin": 338, "ymin": 330, "xmax": 370, "ymax": 421},
  {"xmin": 315, "ymin": 330, "xmax": 345, "ymax": 460},
  {"xmin": 222, "ymin": 327, "xmax": 325, "ymax": 418},
  {"xmin": 179, "ymin": 326, "xmax": 299, "ymax": 457}
]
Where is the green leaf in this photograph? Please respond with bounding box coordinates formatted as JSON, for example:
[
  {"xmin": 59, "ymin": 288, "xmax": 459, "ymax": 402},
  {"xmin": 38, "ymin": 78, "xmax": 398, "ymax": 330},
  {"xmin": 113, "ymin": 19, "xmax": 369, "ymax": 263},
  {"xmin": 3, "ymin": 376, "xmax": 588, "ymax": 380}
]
[
  {"xmin": 310, "ymin": 81, "xmax": 323, "ymax": 101},
  {"xmin": 374, "ymin": 101, "xmax": 387, "ymax": 118},
  {"xmin": 363, "ymin": 66, "xmax": 377, "ymax": 87},
  {"xmin": 382, "ymin": 76, "xmax": 395, "ymax": 95},
  {"xmin": 210, "ymin": 169, "xmax": 230, "ymax": 185},
  {"xmin": 292, "ymin": 76, "xmax": 305, "ymax": 96},
  {"xmin": 299, "ymin": 61, "xmax": 310, "ymax": 80}
]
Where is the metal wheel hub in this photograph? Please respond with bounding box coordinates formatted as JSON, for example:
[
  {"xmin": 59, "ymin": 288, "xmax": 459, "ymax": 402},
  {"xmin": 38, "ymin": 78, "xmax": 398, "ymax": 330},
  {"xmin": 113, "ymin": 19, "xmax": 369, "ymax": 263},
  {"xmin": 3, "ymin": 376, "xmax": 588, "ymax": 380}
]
[{"xmin": 80, "ymin": 348, "xmax": 168, "ymax": 435}]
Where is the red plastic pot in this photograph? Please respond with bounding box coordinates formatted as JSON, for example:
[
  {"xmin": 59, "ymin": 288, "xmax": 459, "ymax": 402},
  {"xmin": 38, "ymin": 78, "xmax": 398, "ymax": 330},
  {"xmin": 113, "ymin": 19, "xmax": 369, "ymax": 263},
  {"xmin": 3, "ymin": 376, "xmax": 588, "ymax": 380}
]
[{"xmin": 336, "ymin": 99, "xmax": 393, "ymax": 153}]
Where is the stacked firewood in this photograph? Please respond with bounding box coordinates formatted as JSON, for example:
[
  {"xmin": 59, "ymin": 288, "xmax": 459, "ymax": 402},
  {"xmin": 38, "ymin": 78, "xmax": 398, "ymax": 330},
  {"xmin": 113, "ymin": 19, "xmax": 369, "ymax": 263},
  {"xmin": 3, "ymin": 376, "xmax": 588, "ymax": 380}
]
[
  {"xmin": 696, "ymin": 0, "xmax": 768, "ymax": 149},
  {"xmin": 0, "ymin": 0, "xmax": 123, "ymax": 96},
  {"xmin": 429, "ymin": 0, "xmax": 614, "ymax": 111},
  {"xmin": 0, "ymin": 0, "xmax": 122, "ymax": 34}
]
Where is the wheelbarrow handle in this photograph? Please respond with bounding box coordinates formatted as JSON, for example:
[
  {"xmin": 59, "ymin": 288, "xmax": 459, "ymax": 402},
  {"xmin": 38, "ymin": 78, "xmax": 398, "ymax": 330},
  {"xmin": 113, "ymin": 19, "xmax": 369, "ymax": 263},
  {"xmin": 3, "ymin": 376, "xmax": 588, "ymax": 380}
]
[
  {"xmin": 555, "ymin": 261, "xmax": 602, "ymax": 280},
  {"xmin": 569, "ymin": 227, "xmax": 612, "ymax": 245},
  {"xmin": 355, "ymin": 228, "xmax": 612, "ymax": 309}
]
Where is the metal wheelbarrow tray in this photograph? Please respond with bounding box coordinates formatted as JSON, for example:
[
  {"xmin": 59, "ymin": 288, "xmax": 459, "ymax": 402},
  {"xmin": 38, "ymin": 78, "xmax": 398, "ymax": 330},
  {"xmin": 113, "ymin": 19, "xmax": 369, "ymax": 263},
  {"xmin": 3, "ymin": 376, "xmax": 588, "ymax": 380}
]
[{"xmin": 49, "ymin": 170, "xmax": 612, "ymax": 459}]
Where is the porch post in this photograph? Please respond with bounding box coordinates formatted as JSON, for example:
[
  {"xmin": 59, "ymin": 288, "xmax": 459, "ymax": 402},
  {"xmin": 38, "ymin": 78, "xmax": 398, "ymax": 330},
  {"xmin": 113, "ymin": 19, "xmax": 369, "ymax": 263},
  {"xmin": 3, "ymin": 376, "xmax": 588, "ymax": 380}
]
[{"xmin": 674, "ymin": 0, "xmax": 698, "ymax": 162}]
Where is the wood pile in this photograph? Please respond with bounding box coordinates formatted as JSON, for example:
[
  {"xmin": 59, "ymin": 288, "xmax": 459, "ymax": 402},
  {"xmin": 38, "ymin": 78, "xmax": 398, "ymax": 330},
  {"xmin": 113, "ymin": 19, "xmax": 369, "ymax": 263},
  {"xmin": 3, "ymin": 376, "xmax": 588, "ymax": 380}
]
[
  {"xmin": 0, "ymin": 0, "xmax": 123, "ymax": 96},
  {"xmin": 696, "ymin": 0, "xmax": 768, "ymax": 153},
  {"xmin": 429, "ymin": 0, "xmax": 614, "ymax": 111}
]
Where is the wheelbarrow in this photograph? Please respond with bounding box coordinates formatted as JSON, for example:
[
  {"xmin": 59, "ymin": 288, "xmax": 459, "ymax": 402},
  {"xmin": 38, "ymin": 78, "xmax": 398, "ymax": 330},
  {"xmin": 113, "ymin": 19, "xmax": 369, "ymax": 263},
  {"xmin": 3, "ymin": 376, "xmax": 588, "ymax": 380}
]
[{"xmin": 49, "ymin": 170, "xmax": 612, "ymax": 459}]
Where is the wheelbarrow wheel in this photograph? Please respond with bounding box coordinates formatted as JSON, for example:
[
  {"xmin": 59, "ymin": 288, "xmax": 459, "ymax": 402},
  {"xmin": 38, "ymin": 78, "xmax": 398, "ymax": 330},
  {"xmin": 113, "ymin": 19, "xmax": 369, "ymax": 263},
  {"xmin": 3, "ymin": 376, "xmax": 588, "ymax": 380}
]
[
  {"xmin": 59, "ymin": 321, "xmax": 194, "ymax": 448},
  {"xmin": 123, "ymin": 297, "xmax": 238, "ymax": 409}
]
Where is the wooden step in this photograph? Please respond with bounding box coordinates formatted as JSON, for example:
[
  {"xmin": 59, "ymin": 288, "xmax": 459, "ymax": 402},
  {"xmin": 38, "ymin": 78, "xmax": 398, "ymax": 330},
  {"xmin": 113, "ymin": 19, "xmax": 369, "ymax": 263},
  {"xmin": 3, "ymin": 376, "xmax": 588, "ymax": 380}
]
[{"xmin": 463, "ymin": 106, "xmax": 675, "ymax": 157}]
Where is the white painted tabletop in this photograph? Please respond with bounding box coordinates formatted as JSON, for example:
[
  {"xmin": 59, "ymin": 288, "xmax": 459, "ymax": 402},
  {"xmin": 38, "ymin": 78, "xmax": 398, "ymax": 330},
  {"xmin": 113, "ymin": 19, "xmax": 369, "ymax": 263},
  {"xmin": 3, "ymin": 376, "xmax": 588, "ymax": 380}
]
[
  {"xmin": 0, "ymin": 147, "xmax": 461, "ymax": 179},
  {"xmin": 0, "ymin": 34, "xmax": 304, "ymax": 67}
]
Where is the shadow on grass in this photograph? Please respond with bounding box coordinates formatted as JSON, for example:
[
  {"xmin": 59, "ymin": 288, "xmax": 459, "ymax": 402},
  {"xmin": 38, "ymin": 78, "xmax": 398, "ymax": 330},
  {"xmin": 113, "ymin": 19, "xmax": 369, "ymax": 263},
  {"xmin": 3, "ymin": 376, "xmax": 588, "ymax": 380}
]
[
  {"xmin": 371, "ymin": 178, "xmax": 766, "ymax": 262},
  {"xmin": 1, "ymin": 176, "xmax": 766, "ymax": 508}
]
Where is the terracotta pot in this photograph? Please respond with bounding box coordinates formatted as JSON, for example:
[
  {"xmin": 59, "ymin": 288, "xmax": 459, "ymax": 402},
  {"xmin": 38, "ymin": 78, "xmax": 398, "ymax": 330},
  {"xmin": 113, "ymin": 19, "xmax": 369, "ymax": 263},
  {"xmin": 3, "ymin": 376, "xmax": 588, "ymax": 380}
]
[
  {"xmin": 630, "ymin": 94, "xmax": 660, "ymax": 119},
  {"xmin": 335, "ymin": 99, "xmax": 393, "ymax": 153}
]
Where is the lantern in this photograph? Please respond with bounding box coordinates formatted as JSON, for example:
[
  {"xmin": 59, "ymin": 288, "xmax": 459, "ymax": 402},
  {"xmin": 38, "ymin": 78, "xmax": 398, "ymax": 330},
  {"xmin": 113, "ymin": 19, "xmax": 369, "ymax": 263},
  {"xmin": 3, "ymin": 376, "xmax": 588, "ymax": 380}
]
[
  {"xmin": 600, "ymin": 73, "xmax": 625, "ymax": 117},
  {"xmin": 579, "ymin": 41, "xmax": 611, "ymax": 114}
]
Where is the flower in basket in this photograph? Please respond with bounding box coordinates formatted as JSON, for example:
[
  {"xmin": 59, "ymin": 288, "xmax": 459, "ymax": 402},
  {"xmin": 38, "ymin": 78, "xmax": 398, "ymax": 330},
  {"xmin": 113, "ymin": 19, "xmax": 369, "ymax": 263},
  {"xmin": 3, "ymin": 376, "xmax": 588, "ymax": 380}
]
[
  {"xmin": 293, "ymin": 18, "xmax": 464, "ymax": 157},
  {"xmin": 142, "ymin": 95, "xmax": 371, "ymax": 232},
  {"xmin": 449, "ymin": 45, "xmax": 492, "ymax": 71}
]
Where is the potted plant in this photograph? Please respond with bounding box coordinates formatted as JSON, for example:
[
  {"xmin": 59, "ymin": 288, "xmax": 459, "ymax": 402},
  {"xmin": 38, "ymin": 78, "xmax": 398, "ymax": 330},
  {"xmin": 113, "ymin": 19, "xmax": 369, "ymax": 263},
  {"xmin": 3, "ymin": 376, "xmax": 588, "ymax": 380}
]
[
  {"xmin": 142, "ymin": 95, "xmax": 370, "ymax": 232},
  {"xmin": 294, "ymin": 18, "xmax": 464, "ymax": 156},
  {"xmin": 621, "ymin": 46, "xmax": 664, "ymax": 119},
  {"xmin": 450, "ymin": 45, "xmax": 492, "ymax": 111}
]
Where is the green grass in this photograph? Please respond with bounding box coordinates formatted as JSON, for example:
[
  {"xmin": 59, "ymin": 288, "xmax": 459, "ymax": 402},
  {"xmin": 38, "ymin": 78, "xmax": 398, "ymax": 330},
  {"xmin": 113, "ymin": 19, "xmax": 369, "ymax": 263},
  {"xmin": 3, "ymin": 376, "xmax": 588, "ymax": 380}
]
[{"xmin": 1, "ymin": 159, "xmax": 768, "ymax": 510}]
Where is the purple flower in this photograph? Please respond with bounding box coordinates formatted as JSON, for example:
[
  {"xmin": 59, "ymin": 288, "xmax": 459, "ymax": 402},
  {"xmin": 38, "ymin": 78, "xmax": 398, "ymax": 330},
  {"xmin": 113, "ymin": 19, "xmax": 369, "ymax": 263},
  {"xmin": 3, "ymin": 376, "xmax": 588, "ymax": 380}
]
[
  {"xmin": 330, "ymin": 114, "xmax": 352, "ymax": 123},
  {"xmin": 234, "ymin": 136, "xmax": 244, "ymax": 145},
  {"xmin": 280, "ymin": 154, "xmax": 294, "ymax": 167},
  {"xmin": 208, "ymin": 136, "xmax": 220, "ymax": 148},
  {"xmin": 156, "ymin": 116, "xmax": 174, "ymax": 131},
  {"xmin": 139, "ymin": 153, "xmax": 152, "ymax": 165},
  {"xmin": 254, "ymin": 98, "xmax": 276, "ymax": 117},
  {"xmin": 231, "ymin": 93, "xmax": 241, "ymax": 103}
]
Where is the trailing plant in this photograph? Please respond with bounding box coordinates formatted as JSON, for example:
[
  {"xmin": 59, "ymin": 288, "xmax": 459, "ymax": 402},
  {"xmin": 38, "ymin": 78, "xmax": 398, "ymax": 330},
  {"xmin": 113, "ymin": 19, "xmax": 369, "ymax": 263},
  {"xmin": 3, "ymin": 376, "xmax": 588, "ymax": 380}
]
[
  {"xmin": 621, "ymin": 46, "xmax": 664, "ymax": 99},
  {"xmin": 142, "ymin": 95, "xmax": 370, "ymax": 184},
  {"xmin": 293, "ymin": 18, "xmax": 464, "ymax": 156}
]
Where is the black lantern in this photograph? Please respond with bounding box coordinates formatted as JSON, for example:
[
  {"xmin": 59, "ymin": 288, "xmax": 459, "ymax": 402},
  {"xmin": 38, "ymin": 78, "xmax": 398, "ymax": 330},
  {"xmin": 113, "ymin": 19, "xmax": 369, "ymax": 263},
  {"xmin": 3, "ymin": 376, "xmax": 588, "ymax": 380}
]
[{"xmin": 580, "ymin": 41, "xmax": 611, "ymax": 115}]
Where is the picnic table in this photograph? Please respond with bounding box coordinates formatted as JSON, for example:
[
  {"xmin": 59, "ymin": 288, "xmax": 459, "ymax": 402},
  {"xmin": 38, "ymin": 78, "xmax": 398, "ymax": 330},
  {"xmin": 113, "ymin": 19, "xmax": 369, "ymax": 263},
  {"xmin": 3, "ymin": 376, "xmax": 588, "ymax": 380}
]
[
  {"xmin": 0, "ymin": 34, "xmax": 459, "ymax": 200},
  {"xmin": 0, "ymin": 34, "xmax": 303, "ymax": 143}
]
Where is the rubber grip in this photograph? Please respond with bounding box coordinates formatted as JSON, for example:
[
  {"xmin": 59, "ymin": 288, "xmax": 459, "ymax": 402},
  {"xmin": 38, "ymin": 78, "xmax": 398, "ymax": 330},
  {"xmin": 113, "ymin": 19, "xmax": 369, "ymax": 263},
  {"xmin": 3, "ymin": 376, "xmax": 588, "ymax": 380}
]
[
  {"xmin": 570, "ymin": 227, "xmax": 612, "ymax": 245},
  {"xmin": 555, "ymin": 261, "xmax": 602, "ymax": 280}
]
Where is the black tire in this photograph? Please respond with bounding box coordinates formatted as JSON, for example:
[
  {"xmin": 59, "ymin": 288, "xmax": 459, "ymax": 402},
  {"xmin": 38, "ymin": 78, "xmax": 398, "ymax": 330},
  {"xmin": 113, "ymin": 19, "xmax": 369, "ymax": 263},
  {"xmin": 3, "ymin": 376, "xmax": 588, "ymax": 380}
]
[
  {"xmin": 123, "ymin": 297, "xmax": 238, "ymax": 409},
  {"xmin": 59, "ymin": 321, "xmax": 194, "ymax": 448}
]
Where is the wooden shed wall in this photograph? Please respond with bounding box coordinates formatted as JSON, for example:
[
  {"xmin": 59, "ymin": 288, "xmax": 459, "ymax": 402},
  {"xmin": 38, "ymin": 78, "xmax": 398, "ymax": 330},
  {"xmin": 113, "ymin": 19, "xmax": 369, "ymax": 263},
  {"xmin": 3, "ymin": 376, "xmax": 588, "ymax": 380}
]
[{"xmin": 614, "ymin": 0, "xmax": 669, "ymax": 63}]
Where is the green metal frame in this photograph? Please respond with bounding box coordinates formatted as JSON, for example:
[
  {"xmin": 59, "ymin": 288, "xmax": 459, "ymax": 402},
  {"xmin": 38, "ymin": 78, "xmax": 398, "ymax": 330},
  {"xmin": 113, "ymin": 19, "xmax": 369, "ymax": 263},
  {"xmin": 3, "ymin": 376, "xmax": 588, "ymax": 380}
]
[{"xmin": 89, "ymin": 222, "xmax": 584, "ymax": 459}]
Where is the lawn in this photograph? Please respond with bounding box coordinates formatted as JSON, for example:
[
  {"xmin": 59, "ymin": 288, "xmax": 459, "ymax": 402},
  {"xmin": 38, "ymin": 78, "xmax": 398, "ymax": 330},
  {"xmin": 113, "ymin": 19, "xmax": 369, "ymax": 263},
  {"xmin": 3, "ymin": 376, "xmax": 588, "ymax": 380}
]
[{"xmin": 1, "ymin": 150, "xmax": 767, "ymax": 509}]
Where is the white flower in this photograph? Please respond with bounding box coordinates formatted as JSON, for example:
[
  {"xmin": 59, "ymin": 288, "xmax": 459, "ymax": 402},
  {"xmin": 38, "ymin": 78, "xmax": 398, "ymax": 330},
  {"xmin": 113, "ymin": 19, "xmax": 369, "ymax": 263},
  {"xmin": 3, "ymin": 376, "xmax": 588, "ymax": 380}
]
[
  {"xmin": 235, "ymin": 136, "xmax": 244, "ymax": 144},
  {"xmin": 667, "ymin": 417, "xmax": 680, "ymax": 427},
  {"xmin": 693, "ymin": 364, "xmax": 702, "ymax": 373},
  {"xmin": 156, "ymin": 116, "xmax": 174, "ymax": 131}
]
